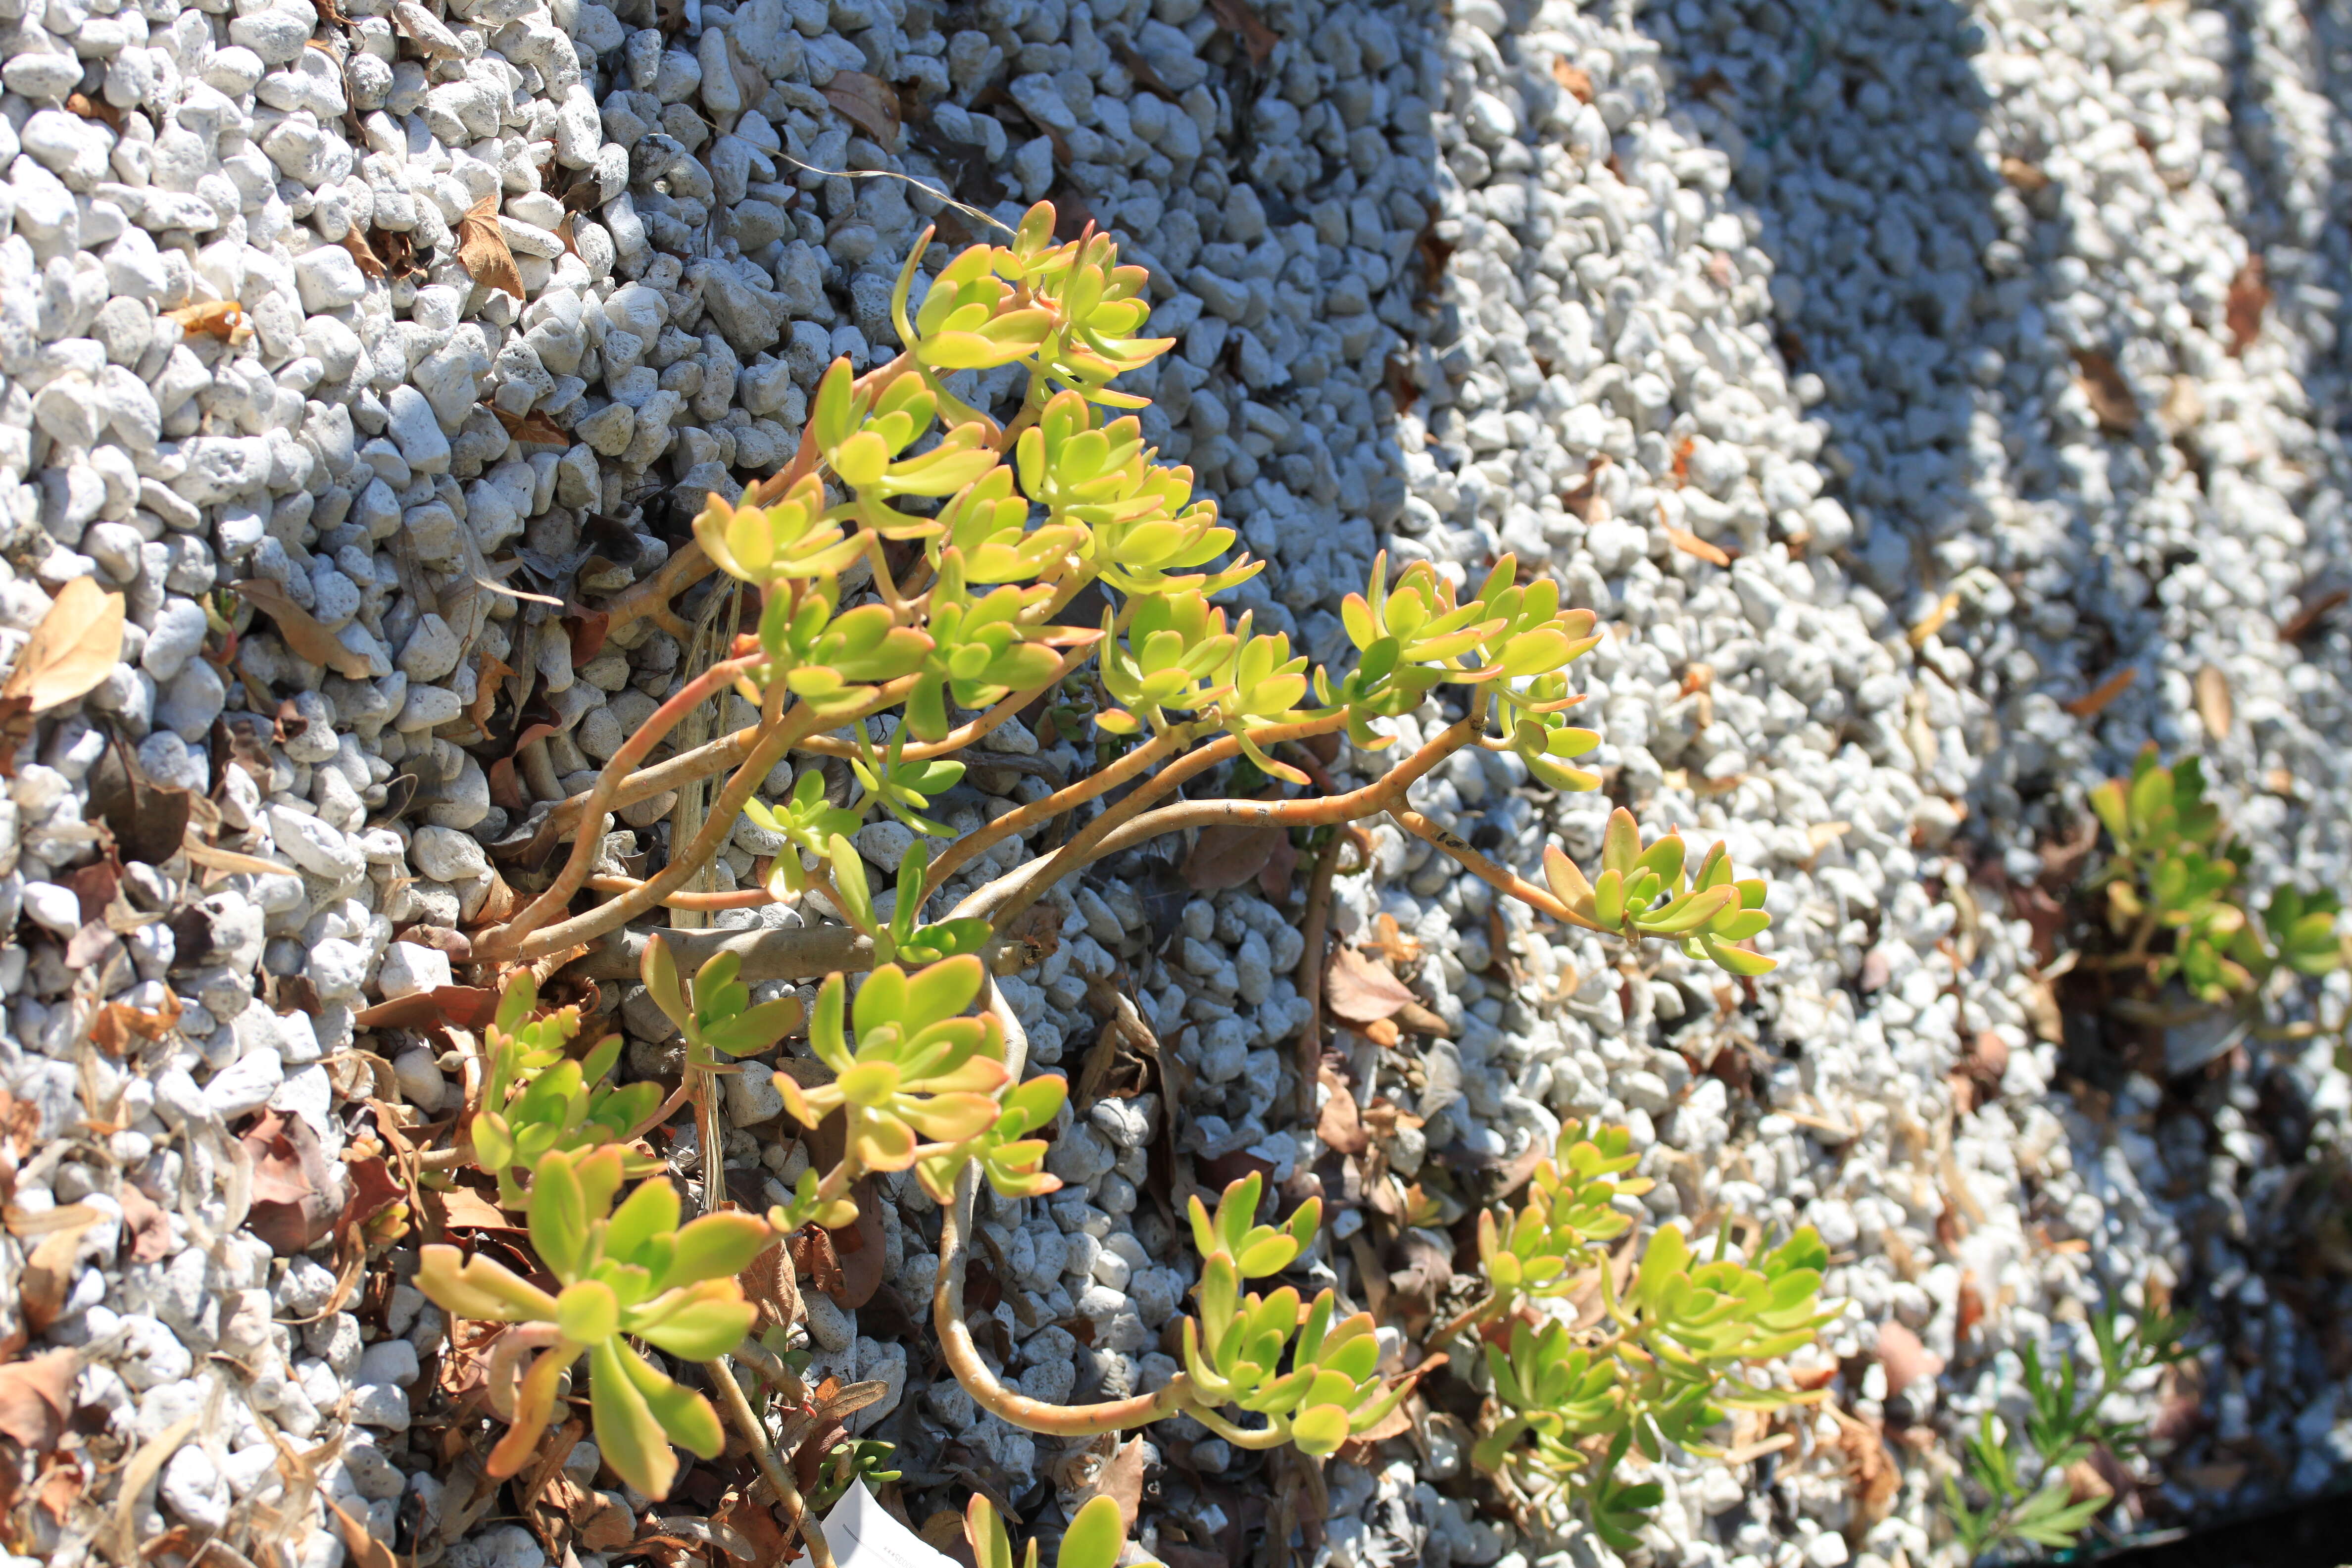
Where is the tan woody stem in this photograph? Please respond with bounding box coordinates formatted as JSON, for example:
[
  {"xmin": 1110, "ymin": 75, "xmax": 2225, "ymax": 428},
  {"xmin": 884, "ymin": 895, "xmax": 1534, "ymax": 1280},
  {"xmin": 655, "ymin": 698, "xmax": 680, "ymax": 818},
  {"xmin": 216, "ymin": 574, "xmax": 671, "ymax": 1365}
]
[
  {"xmin": 964, "ymin": 717, "xmax": 1478, "ymax": 933},
  {"xmin": 706, "ymin": 1353, "xmax": 836, "ymax": 1568},
  {"xmin": 483, "ymin": 653, "xmax": 761, "ymax": 959},
  {"xmin": 922, "ymin": 725, "xmax": 1192, "ymax": 889},
  {"xmin": 1388, "ymin": 808, "xmax": 1606, "ymax": 932},
  {"xmin": 930, "ymin": 974, "xmax": 1196, "ymax": 1436}
]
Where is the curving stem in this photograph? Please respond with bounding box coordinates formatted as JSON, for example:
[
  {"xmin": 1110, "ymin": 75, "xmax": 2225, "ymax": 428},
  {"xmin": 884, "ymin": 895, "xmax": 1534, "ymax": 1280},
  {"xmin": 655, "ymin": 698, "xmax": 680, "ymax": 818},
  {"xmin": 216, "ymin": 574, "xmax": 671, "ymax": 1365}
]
[
  {"xmin": 929, "ymin": 974, "xmax": 1197, "ymax": 1436},
  {"xmin": 1189, "ymin": 1406, "xmax": 1297, "ymax": 1451},
  {"xmin": 1388, "ymin": 808, "xmax": 1606, "ymax": 932}
]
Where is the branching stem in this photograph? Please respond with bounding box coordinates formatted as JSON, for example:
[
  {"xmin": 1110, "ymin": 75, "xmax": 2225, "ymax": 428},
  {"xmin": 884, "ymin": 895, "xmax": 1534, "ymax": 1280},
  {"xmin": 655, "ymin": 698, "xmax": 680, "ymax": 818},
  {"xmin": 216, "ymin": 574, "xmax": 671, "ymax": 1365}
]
[{"xmin": 706, "ymin": 1353, "xmax": 835, "ymax": 1568}]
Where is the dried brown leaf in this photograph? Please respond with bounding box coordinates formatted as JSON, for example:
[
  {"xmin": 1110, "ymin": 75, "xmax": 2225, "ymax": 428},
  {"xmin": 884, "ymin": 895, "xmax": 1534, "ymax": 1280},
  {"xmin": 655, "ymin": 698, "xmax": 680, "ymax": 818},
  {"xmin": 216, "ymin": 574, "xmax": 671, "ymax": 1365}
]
[
  {"xmin": 0, "ymin": 1351, "xmax": 77, "ymax": 1449},
  {"xmin": 1316, "ymin": 1066, "xmax": 1368, "ymax": 1156},
  {"xmin": 243, "ymin": 1109, "xmax": 349, "ymax": 1256},
  {"xmin": 164, "ymin": 300, "xmax": 248, "ymax": 341},
  {"xmin": 341, "ymin": 228, "xmax": 387, "ymax": 280},
  {"xmin": 790, "ymin": 1225, "xmax": 846, "ymax": 1300},
  {"xmin": 1325, "ymin": 947, "xmax": 1415, "ymax": 1024},
  {"xmin": 1551, "ymin": 58, "xmax": 1594, "ymax": 102},
  {"xmin": 1182, "ymin": 824, "xmax": 1283, "ymax": 892},
  {"xmin": 1664, "ymin": 524, "xmax": 1730, "ymax": 567},
  {"xmin": 1999, "ymin": 156, "xmax": 2050, "ymax": 194},
  {"xmin": 491, "ymin": 405, "xmax": 571, "ymax": 446},
  {"xmin": 1076, "ymin": 1437, "xmax": 1148, "ymax": 1533},
  {"xmin": 2073, "ymin": 349, "xmax": 2138, "ymax": 435},
  {"xmin": 235, "ymin": 578, "xmax": 373, "ymax": 679},
  {"xmin": 2226, "ymin": 256, "xmax": 2269, "ymax": 355},
  {"xmin": 2, "ymin": 578, "xmax": 126, "ymax": 715},
  {"xmin": 117, "ymin": 1182, "xmax": 175, "ymax": 1264},
  {"xmin": 22, "ymin": 1214, "xmax": 98, "ymax": 1334},
  {"xmin": 2194, "ymin": 664, "xmax": 2232, "ymax": 738},
  {"xmin": 1206, "ymin": 0, "xmax": 1278, "ymax": 66},
  {"xmin": 456, "ymin": 196, "xmax": 525, "ymax": 301},
  {"xmin": 1873, "ymin": 1320, "xmax": 1943, "ymax": 1392},
  {"xmin": 328, "ymin": 1495, "xmax": 400, "ymax": 1568},
  {"xmin": 821, "ymin": 71, "xmax": 901, "ymax": 145}
]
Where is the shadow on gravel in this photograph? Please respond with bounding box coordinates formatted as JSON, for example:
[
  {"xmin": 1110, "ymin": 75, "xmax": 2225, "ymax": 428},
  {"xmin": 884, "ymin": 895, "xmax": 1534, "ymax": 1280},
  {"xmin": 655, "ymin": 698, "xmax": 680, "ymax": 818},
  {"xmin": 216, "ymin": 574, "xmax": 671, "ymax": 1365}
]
[{"xmin": 1612, "ymin": 0, "xmax": 2352, "ymax": 1538}]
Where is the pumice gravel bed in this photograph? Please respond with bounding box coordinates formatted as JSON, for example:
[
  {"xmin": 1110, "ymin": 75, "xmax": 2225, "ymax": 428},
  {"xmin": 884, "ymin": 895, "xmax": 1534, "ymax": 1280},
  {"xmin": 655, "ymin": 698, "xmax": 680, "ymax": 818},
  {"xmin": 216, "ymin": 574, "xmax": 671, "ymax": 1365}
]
[{"xmin": 0, "ymin": 0, "xmax": 2349, "ymax": 1563}]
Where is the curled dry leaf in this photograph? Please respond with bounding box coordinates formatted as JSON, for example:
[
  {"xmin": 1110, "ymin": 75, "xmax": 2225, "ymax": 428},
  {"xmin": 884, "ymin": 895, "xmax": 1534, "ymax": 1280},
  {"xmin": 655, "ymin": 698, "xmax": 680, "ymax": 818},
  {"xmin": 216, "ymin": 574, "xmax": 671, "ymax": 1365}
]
[
  {"xmin": 821, "ymin": 70, "xmax": 900, "ymax": 145},
  {"xmin": 22, "ymin": 1212, "xmax": 100, "ymax": 1334},
  {"xmin": 456, "ymin": 196, "xmax": 526, "ymax": 300},
  {"xmin": 342, "ymin": 229, "xmax": 387, "ymax": 280},
  {"xmin": 1324, "ymin": 945, "xmax": 1416, "ymax": 1025},
  {"xmin": 2, "ymin": 578, "xmax": 127, "ymax": 715},
  {"xmin": 234, "ymin": 579, "xmax": 374, "ymax": 680}
]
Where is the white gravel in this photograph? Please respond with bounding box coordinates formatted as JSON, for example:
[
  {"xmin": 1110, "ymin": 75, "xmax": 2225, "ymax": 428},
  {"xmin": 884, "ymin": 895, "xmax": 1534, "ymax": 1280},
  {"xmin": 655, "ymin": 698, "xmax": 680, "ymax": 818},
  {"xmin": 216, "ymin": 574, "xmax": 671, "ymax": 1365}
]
[{"xmin": 2, "ymin": 0, "xmax": 2349, "ymax": 1564}]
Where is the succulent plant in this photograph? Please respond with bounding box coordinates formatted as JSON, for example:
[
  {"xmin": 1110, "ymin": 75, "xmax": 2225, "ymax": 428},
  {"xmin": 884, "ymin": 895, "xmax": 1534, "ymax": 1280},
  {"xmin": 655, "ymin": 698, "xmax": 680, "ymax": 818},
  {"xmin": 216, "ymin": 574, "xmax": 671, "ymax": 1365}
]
[
  {"xmin": 1544, "ymin": 810, "xmax": 1777, "ymax": 977},
  {"xmin": 1475, "ymin": 1121, "xmax": 1653, "ymax": 1310},
  {"xmin": 468, "ymin": 972, "xmax": 663, "ymax": 1206},
  {"xmin": 414, "ymin": 1147, "xmax": 769, "ymax": 1498},
  {"xmin": 771, "ymin": 954, "xmax": 1011, "ymax": 1176},
  {"xmin": 2090, "ymin": 745, "xmax": 2345, "ymax": 1001}
]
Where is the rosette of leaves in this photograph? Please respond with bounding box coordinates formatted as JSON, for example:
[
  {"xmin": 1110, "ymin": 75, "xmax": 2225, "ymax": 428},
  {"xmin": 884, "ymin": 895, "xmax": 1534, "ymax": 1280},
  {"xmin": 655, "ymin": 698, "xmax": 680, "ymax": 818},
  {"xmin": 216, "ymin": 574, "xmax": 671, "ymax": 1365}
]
[
  {"xmin": 692, "ymin": 476, "xmax": 863, "ymax": 587},
  {"xmin": 807, "ymin": 1438, "xmax": 902, "ymax": 1514},
  {"xmin": 1094, "ymin": 590, "xmax": 1237, "ymax": 735},
  {"xmin": 1018, "ymin": 389, "xmax": 1252, "ymax": 596},
  {"xmin": 755, "ymin": 574, "xmax": 931, "ymax": 717},
  {"xmin": 1543, "ymin": 812, "xmax": 1776, "ymax": 978},
  {"xmin": 744, "ymin": 768, "xmax": 863, "ymax": 900},
  {"xmin": 469, "ymin": 972, "xmax": 662, "ymax": 1205},
  {"xmin": 932, "ymin": 466, "xmax": 1084, "ymax": 585},
  {"xmin": 902, "ymin": 551, "xmax": 1077, "ymax": 741},
  {"xmin": 912, "ymin": 1071, "xmax": 1067, "ymax": 1203},
  {"xmin": 983, "ymin": 205, "xmax": 1175, "ymax": 401},
  {"xmin": 414, "ymin": 1147, "xmax": 770, "ymax": 1497},
  {"xmin": 847, "ymin": 720, "xmax": 967, "ymax": 837},
  {"xmin": 1177, "ymin": 1174, "xmax": 1416, "ymax": 1455},
  {"xmin": 964, "ymin": 1492, "xmax": 1135, "ymax": 1568},
  {"xmin": 640, "ymin": 935, "xmax": 806, "ymax": 1072},
  {"xmin": 820, "ymin": 834, "xmax": 993, "ymax": 967},
  {"xmin": 1475, "ymin": 1121, "xmax": 1653, "ymax": 1310},
  {"xmin": 771, "ymin": 953, "xmax": 1011, "ymax": 1175},
  {"xmin": 812, "ymin": 362, "xmax": 1001, "ymax": 539},
  {"xmin": 2089, "ymin": 746, "xmax": 2344, "ymax": 1001},
  {"xmin": 1473, "ymin": 1323, "xmax": 1671, "ymax": 1551}
]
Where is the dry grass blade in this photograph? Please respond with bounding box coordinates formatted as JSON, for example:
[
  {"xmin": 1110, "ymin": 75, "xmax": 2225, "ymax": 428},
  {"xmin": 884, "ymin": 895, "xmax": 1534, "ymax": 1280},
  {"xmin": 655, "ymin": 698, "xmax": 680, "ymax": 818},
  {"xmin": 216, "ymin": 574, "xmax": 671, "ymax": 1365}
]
[
  {"xmin": 457, "ymin": 196, "xmax": 526, "ymax": 300},
  {"xmin": 2062, "ymin": 666, "xmax": 2136, "ymax": 718},
  {"xmin": 1906, "ymin": 590, "xmax": 1959, "ymax": 648},
  {"xmin": 235, "ymin": 579, "xmax": 374, "ymax": 679},
  {"xmin": 2, "ymin": 578, "xmax": 126, "ymax": 714}
]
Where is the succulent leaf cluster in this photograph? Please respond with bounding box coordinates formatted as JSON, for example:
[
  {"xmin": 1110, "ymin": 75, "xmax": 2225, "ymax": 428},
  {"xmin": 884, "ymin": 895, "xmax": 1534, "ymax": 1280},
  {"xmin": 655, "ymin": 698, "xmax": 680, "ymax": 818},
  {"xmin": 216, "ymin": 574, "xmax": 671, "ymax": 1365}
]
[
  {"xmin": 1179, "ymin": 1175, "xmax": 1412, "ymax": 1455},
  {"xmin": 2090, "ymin": 746, "xmax": 2344, "ymax": 1001},
  {"xmin": 1545, "ymin": 809, "xmax": 1776, "ymax": 978},
  {"xmin": 963, "ymin": 1492, "xmax": 1134, "ymax": 1568},
  {"xmin": 1475, "ymin": 1121, "xmax": 1653, "ymax": 1306},
  {"xmin": 822, "ymin": 835, "xmax": 994, "ymax": 967},
  {"xmin": 1473, "ymin": 1200, "xmax": 1834, "ymax": 1548},
  {"xmin": 468, "ymin": 973, "xmax": 663, "ymax": 1205},
  {"xmin": 415, "ymin": 1147, "xmax": 769, "ymax": 1498}
]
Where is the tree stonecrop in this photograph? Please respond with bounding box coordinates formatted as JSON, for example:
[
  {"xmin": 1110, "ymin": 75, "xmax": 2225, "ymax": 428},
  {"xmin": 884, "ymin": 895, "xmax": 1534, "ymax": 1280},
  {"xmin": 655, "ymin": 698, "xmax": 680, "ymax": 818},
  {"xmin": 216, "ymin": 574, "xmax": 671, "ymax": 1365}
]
[{"xmin": 412, "ymin": 202, "xmax": 1832, "ymax": 1561}]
